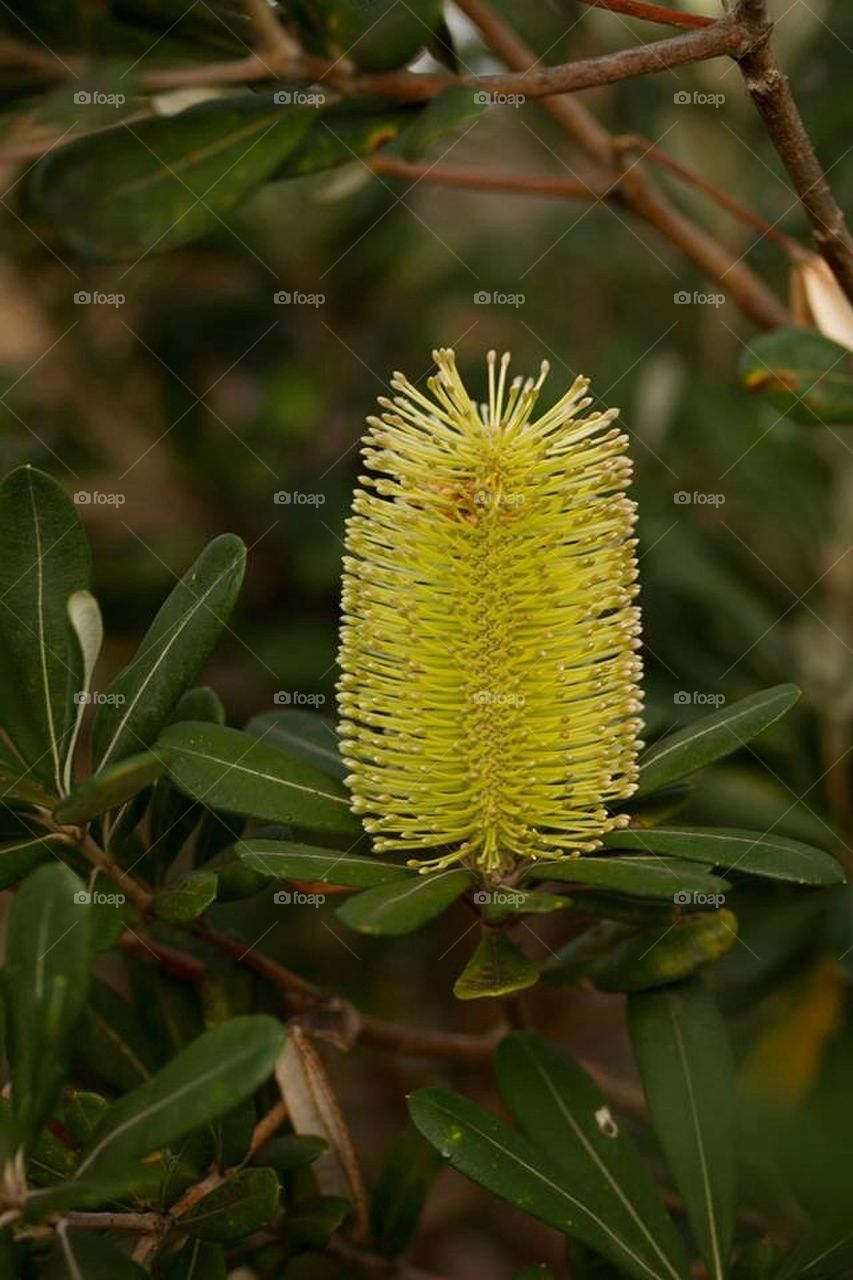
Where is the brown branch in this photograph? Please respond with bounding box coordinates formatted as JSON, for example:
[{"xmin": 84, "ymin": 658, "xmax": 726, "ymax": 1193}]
[
  {"xmin": 579, "ymin": 0, "xmax": 715, "ymax": 29},
  {"xmin": 370, "ymin": 154, "xmax": 607, "ymax": 199},
  {"xmin": 734, "ymin": 0, "xmax": 853, "ymax": 302},
  {"xmin": 454, "ymin": 0, "xmax": 789, "ymax": 331}
]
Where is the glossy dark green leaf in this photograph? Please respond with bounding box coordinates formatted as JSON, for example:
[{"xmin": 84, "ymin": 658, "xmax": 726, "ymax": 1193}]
[
  {"xmin": 75, "ymin": 1016, "xmax": 284, "ymax": 1181},
  {"xmin": 629, "ymin": 981, "xmax": 737, "ymax": 1280},
  {"xmin": 396, "ymin": 84, "xmax": 489, "ymax": 160},
  {"xmin": 54, "ymin": 751, "xmax": 163, "ymax": 824},
  {"xmin": 594, "ymin": 910, "xmax": 738, "ymax": 993},
  {"xmin": 0, "ymin": 466, "xmax": 90, "ymax": 794},
  {"xmin": 635, "ymin": 685, "xmax": 801, "ymax": 798},
  {"xmin": 496, "ymin": 1033, "xmax": 689, "ymax": 1280},
  {"xmin": 154, "ymin": 868, "xmax": 218, "ymax": 923},
  {"xmin": 253, "ymin": 1133, "xmax": 327, "ymax": 1174},
  {"xmin": 453, "ymin": 931, "xmax": 539, "ymax": 1000},
  {"xmin": 371, "ymin": 1124, "xmax": 442, "ymax": 1258},
  {"xmin": 410, "ymin": 1088, "xmax": 675, "ymax": 1280},
  {"xmin": 337, "ymin": 868, "xmax": 473, "ymax": 935},
  {"xmin": 237, "ymin": 838, "xmax": 411, "ymax": 887},
  {"xmin": 741, "ymin": 327, "xmax": 853, "ymax": 424},
  {"xmin": 245, "ymin": 707, "xmax": 345, "ymax": 779},
  {"xmin": 5, "ymin": 862, "xmax": 91, "ymax": 1147},
  {"xmin": 480, "ymin": 889, "xmax": 569, "ymax": 923},
  {"xmin": 92, "ymin": 534, "xmax": 245, "ymax": 770},
  {"xmin": 523, "ymin": 856, "xmax": 729, "ymax": 900},
  {"xmin": 180, "ymin": 1167, "xmax": 280, "ymax": 1242},
  {"xmin": 0, "ymin": 831, "xmax": 68, "ymax": 891},
  {"xmin": 43, "ymin": 1227, "xmax": 147, "ymax": 1278},
  {"xmin": 604, "ymin": 826, "xmax": 844, "ymax": 886},
  {"xmin": 29, "ymin": 97, "xmax": 317, "ymax": 259},
  {"xmin": 159, "ymin": 723, "xmax": 359, "ymax": 836}
]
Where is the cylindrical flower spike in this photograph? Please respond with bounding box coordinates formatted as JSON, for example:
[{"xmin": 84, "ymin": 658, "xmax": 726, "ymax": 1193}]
[{"xmin": 337, "ymin": 349, "xmax": 643, "ymax": 877}]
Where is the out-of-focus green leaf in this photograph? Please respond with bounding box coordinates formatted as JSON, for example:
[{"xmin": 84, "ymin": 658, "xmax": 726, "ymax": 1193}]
[
  {"xmin": 237, "ymin": 838, "xmax": 411, "ymax": 887},
  {"xmin": 43, "ymin": 1229, "xmax": 147, "ymax": 1278},
  {"xmin": 285, "ymin": 1194, "xmax": 349, "ymax": 1248},
  {"xmin": 523, "ymin": 856, "xmax": 729, "ymax": 900},
  {"xmin": 5, "ymin": 863, "xmax": 91, "ymax": 1148},
  {"xmin": 396, "ymin": 84, "xmax": 489, "ymax": 160},
  {"xmin": 277, "ymin": 101, "xmax": 420, "ymax": 179},
  {"xmin": 729, "ymin": 1239, "xmax": 782, "ymax": 1280},
  {"xmin": 453, "ymin": 931, "xmax": 539, "ymax": 1000},
  {"xmin": 0, "ymin": 830, "xmax": 68, "ymax": 891},
  {"xmin": 159, "ymin": 723, "xmax": 359, "ymax": 836},
  {"xmin": 604, "ymin": 826, "xmax": 844, "ymax": 886},
  {"xmin": 253, "ymin": 1133, "xmax": 327, "ymax": 1174},
  {"xmin": 0, "ymin": 466, "xmax": 90, "ymax": 794},
  {"xmin": 160, "ymin": 1241, "xmax": 227, "ymax": 1280},
  {"xmin": 629, "ymin": 981, "xmax": 737, "ymax": 1280},
  {"xmin": 92, "ymin": 534, "xmax": 245, "ymax": 769},
  {"xmin": 245, "ymin": 707, "xmax": 345, "ymax": 779},
  {"xmin": 54, "ymin": 751, "xmax": 163, "ymax": 824},
  {"xmin": 74, "ymin": 1016, "xmax": 284, "ymax": 1182},
  {"xmin": 154, "ymin": 868, "xmax": 218, "ymax": 922},
  {"xmin": 635, "ymin": 685, "xmax": 801, "ymax": 798},
  {"xmin": 337, "ymin": 868, "xmax": 472, "ymax": 935},
  {"xmin": 741, "ymin": 328, "xmax": 853, "ymax": 425},
  {"xmin": 371, "ymin": 1124, "xmax": 442, "ymax": 1258},
  {"xmin": 497, "ymin": 1033, "xmax": 689, "ymax": 1280},
  {"xmin": 180, "ymin": 1167, "xmax": 280, "ymax": 1242},
  {"xmin": 0, "ymin": 739, "xmax": 61, "ymax": 808},
  {"xmin": 28, "ymin": 98, "xmax": 317, "ymax": 259},
  {"xmin": 593, "ymin": 910, "xmax": 738, "ymax": 993},
  {"xmin": 76, "ymin": 979, "xmax": 156, "ymax": 1092},
  {"xmin": 62, "ymin": 1091, "xmax": 108, "ymax": 1148},
  {"xmin": 290, "ymin": 0, "xmax": 441, "ymax": 70}
]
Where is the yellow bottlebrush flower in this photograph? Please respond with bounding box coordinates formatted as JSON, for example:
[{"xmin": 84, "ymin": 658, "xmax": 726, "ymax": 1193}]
[{"xmin": 337, "ymin": 349, "xmax": 643, "ymax": 877}]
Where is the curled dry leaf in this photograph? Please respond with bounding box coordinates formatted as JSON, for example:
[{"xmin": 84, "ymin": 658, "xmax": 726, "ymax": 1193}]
[
  {"xmin": 274, "ymin": 1026, "xmax": 368, "ymax": 1240},
  {"xmin": 790, "ymin": 252, "xmax": 853, "ymax": 351}
]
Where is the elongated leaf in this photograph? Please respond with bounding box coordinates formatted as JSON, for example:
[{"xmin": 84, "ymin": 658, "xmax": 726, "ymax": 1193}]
[
  {"xmin": 253, "ymin": 1134, "xmax": 327, "ymax": 1174},
  {"xmin": 159, "ymin": 722, "xmax": 359, "ymax": 836},
  {"xmin": 741, "ymin": 327, "xmax": 853, "ymax": 425},
  {"xmin": 594, "ymin": 911, "xmax": 738, "ymax": 993},
  {"xmin": 162, "ymin": 1242, "xmax": 226, "ymax": 1280},
  {"xmin": 496, "ymin": 1033, "xmax": 689, "ymax": 1280},
  {"xmin": 277, "ymin": 101, "xmax": 419, "ymax": 178},
  {"xmin": 636, "ymin": 685, "xmax": 800, "ymax": 798},
  {"xmin": 29, "ymin": 97, "xmax": 317, "ymax": 259},
  {"xmin": 0, "ymin": 467, "xmax": 91, "ymax": 795},
  {"xmin": 154, "ymin": 869, "xmax": 218, "ymax": 922},
  {"xmin": 773, "ymin": 1223, "xmax": 853, "ymax": 1280},
  {"xmin": 0, "ymin": 832, "xmax": 67, "ymax": 891},
  {"xmin": 76, "ymin": 979, "xmax": 156, "ymax": 1093},
  {"xmin": 0, "ymin": 739, "xmax": 57, "ymax": 807},
  {"xmin": 63, "ymin": 589, "xmax": 103, "ymax": 791},
  {"xmin": 371, "ymin": 1125, "xmax": 442, "ymax": 1258},
  {"xmin": 410, "ymin": 1088, "xmax": 678, "ymax": 1280},
  {"xmin": 62, "ymin": 1091, "xmax": 108, "ymax": 1148},
  {"xmin": 245, "ymin": 708, "xmax": 345, "ymax": 779},
  {"xmin": 523, "ymin": 856, "xmax": 729, "ymax": 901},
  {"xmin": 180, "ymin": 1167, "xmax": 280, "ymax": 1242},
  {"xmin": 75, "ymin": 1016, "xmax": 284, "ymax": 1181},
  {"xmin": 337, "ymin": 869, "xmax": 473, "ymax": 935},
  {"xmin": 629, "ymin": 981, "xmax": 737, "ymax": 1280},
  {"xmin": 92, "ymin": 534, "xmax": 246, "ymax": 770},
  {"xmin": 237, "ymin": 838, "xmax": 411, "ymax": 887},
  {"xmin": 604, "ymin": 827, "xmax": 844, "ymax": 886},
  {"xmin": 453, "ymin": 931, "xmax": 539, "ymax": 1000},
  {"xmin": 396, "ymin": 83, "xmax": 489, "ymax": 160},
  {"xmin": 5, "ymin": 863, "xmax": 91, "ymax": 1148},
  {"xmin": 44, "ymin": 1228, "xmax": 147, "ymax": 1279},
  {"xmin": 54, "ymin": 752, "xmax": 163, "ymax": 824}
]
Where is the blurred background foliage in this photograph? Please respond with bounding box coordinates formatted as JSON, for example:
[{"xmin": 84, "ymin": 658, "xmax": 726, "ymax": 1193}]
[{"xmin": 0, "ymin": 0, "xmax": 851, "ymax": 1272}]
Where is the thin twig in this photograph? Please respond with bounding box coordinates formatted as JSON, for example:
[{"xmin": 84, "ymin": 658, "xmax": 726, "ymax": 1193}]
[
  {"xmin": 579, "ymin": 0, "xmax": 715, "ymax": 29},
  {"xmin": 370, "ymin": 154, "xmax": 607, "ymax": 199}
]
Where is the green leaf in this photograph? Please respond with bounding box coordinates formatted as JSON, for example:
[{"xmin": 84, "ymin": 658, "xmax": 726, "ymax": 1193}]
[
  {"xmin": 54, "ymin": 751, "xmax": 164, "ymax": 824},
  {"xmin": 453, "ymin": 931, "xmax": 539, "ymax": 1000},
  {"xmin": 285, "ymin": 1194, "xmax": 349, "ymax": 1248},
  {"xmin": 772, "ymin": 1223, "xmax": 853, "ymax": 1280},
  {"xmin": 253, "ymin": 1133, "xmax": 327, "ymax": 1174},
  {"xmin": 76, "ymin": 979, "xmax": 156, "ymax": 1093},
  {"xmin": 159, "ymin": 723, "xmax": 359, "ymax": 836},
  {"xmin": 635, "ymin": 684, "xmax": 801, "ymax": 798},
  {"xmin": 0, "ymin": 739, "xmax": 58, "ymax": 807},
  {"xmin": 396, "ymin": 84, "xmax": 489, "ymax": 160},
  {"xmin": 180, "ymin": 1167, "xmax": 280, "ymax": 1242},
  {"xmin": 62, "ymin": 1091, "xmax": 108, "ymax": 1147},
  {"xmin": 410, "ymin": 1088, "xmax": 676, "ymax": 1280},
  {"xmin": 245, "ymin": 707, "xmax": 345, "ymax": 779},
  {"xmin": 336, "ymin": 869, "xmax": 473, "ymax": 935},
  {"xmin": 160, "ymin": 1242, "xmax": 227, "ymax": 1280},
  {"xmin": 0, "ymin": 466, "xmax": 91, "ymax": 795},
  {"xmin": 741, "ymin": 327, "xmax": 853, "ymax": 425},
  {"xmin": 523, "ymin": 856, "xmax": 729, "ymax": 901},
  {"xmin": 154, "ymin": 868, "xmax": 218, "ymax": 922},
  {"xmin": 5, "ymin": 863, "xmax": 91, "ymax": 1147},
  {"xmin": 603, "ymin": 826, "xmax": 844, "ymax": 886},
  {"xmin": 92, "ymin": 534, "xmax": 246, "ymax": 770},
  {"xmin": 629, "ymin": 981, "xmax": 737, "ymax": 1280},
  {"xmin": 0, "ymin": 831, "xmax": 68, "ymax": 891},
  {"xmin": 593, "ymin": 910, "xmax": 739, "ymax": 993},
  {"xmin": 28, "ymin": 97, "xmax": 317, "ymax": 260},
  {"xmin": 74, "ymin": 1016, "xmax": 284, "ymax": 1182},
  {"xmin": 371, "ymin": 1124, "xmax": 442, "ymax": 1258},
  {"xmin": 480, "ymin": 888, "xmax": 569, "ymax": 923},
  {"xmin": 277, "ymin": 101, "xmax": 420, "ymax": 180},
  {"xmin": 43, "ymin": 1228, "xmax": 147, "ymax": 1279},
  {"xmin": 237, "ymin": 838, "xmax": 411, "ymax": 887},
  {"xmin": 496, "ymin": 1033, "xmax": 689, "ymax": 1280}
]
